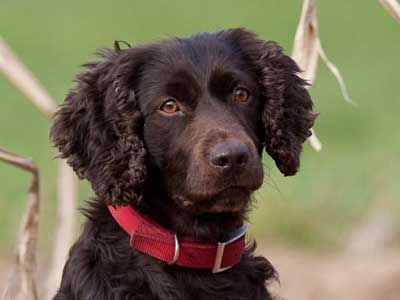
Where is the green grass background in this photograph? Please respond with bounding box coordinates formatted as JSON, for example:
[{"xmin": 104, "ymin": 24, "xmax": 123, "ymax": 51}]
[{"xmin": 0, "ymin": 0, "xmax": 399, "ymax": 254}]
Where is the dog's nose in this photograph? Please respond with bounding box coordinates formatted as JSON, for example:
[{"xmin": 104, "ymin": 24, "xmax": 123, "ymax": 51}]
[{"xmin": 209, "ymin": 142, "xmax": 250, "ymax": 170}]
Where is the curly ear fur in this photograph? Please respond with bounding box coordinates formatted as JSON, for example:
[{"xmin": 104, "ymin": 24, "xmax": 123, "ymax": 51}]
[
  {"xmin": 50, "ymin": 49, "xmax": 147, "ymax": 205},
  {"xmin": 221, "ymin": 28, "xmax": 317, "ymax": 176},
  {"xmin": 259, "ymin": 41, "xmax": 316, "ymax": 176}
]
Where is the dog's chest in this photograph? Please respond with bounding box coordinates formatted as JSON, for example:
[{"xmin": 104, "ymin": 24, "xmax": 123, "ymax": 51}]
[{"xmin": 118, "ymin": 254, "xmax": 271, "ymax": 300}]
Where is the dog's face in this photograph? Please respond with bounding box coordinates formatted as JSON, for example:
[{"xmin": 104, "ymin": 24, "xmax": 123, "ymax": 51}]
[
  {"xmin": 51, "ymin": 29, "xmax": 315, "ymax": 216},
  {"xmin": 138, "ymin": 36, "xmax": 264, "ymax": 214}
]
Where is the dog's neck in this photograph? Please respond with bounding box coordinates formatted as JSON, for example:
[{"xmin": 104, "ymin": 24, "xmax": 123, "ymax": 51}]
[{"xmin": 137, "ymin": 168, "xmax": 249, "ymax": 243}]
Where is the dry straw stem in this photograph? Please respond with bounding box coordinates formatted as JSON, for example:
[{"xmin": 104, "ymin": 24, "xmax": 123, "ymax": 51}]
[
  {"xmin": 292, "ymin": 0, "xmax": 355, "ymax": 151},
  {"xmin": 292, "ymin": 0, "xmax": 354, "ymax": 104},
  {"xmin": 0, "ymin": 37, "xmax": 77, "ymax": 297},
  {"xmin": 0, "ymin": 37, "xmax": 56, "ymax": 119},
  {"xmin": 44, "ymin": 160, "xmax": 77, "ymax": 299},
  {"xmin": 379, "ymin": 0, "xmax": 400, "ymax": 23},
  {"xmin": 0, "ymin": 148, "xmax": 39, "ymax": 300}
]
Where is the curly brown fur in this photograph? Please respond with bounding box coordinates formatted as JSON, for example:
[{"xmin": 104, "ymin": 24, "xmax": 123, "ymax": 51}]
[
  {"xmin": 50, "ymin": 28, "xmax": 316, "ymax": 300},
  {"xmin": 51, "ymin": 49, "xmax": 147, "ymax": 205}
]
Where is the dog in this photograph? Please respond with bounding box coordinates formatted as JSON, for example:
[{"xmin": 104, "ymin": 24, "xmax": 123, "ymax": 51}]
[{"xmin": 50, "ymin": 28, "xmax": 316, "ymax": 300}]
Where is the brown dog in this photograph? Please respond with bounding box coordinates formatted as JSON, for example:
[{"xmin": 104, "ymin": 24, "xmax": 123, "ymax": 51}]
[{"xmin": 50, "ymin": 28, "xmax": 316, "ymax": 300}]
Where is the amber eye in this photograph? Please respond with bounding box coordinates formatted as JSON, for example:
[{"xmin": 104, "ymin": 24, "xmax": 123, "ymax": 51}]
[
  {"xmin": 160, "ymin": 98, "xmax": 180, "ymax": 114},
  {"xmin": 233, "ymin": 87, "xmax": 250, "ymax": 103}
]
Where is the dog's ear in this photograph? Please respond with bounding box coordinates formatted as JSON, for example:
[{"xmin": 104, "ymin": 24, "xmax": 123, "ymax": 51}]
[
  {"xmin": 221, "ymin": 29, "xmax": 317, "ymax": 176},
  {"xmin": 258, "ymin": 41, "xmax": 316, "ymax": 176},
  {"xmin": 50, "ymin": 48, "xmax": 147, "ymax": 205}
]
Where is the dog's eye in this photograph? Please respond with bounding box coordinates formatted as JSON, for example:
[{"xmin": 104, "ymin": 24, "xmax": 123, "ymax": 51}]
[
  {"xmin": 233, "ymin": 87, "xmax": 250, "ymax": 103},
  {"xmin": 160, "ymin": 98, "xmax": 180, "ymax": 114}
]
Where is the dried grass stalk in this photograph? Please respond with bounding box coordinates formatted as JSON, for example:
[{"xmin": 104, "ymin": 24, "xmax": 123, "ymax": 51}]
[
  {"xmin": 0, "ymin": 37, "xmax": 56, "ymax": 119},
  {"xmin": 0, "ymin": 36, "xmax": 77, "ymax": 297},
  {"xmin": 379, "ymin": 0, "xmax": 400, "ymax": 23},
  {"xmin": 0, "ymin": 148, "xmax": 39, "ymax": 300},
  {"xmin": 292, "ymin": 0, "xmax": 354, "ymax": 103},
  {"xmin": 307, "ymin": 128, "xmax": 322, "ymax": 152},
  {"xmin": 44, "ymin": 161, "xmax": 77, "ymax": 299},
  {"xmin": 292, "ymin": 0, "xmax": 320, "ymax": 85},
  {"xmin": 292, "ymin": 0, "xmax": 355, "ymax": 151}
]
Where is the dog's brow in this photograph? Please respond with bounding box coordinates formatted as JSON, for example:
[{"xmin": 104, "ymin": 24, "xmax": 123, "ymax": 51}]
[
  {"xmin": 208, "ymin": 68, "xmax": 255, "ymax": 100},
  {"xmin": 208, "ymin": 69, "xmax": 237, "ymax": 99},
  {"xmin": 164, "ymin": 70, "xmax": 200, "ymax": 106}
]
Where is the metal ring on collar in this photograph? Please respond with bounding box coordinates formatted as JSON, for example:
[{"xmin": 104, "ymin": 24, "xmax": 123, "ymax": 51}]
[{"xmin": 168, "ymin": 234, "xmax": 180, "ymax": 265}]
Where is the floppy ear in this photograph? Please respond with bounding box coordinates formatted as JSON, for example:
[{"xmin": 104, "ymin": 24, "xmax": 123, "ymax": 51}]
[
  {"xmin": 50, "ymin": 47, "xmax": 147, "ymax": 205},
  {"xmin": 258, "ymin": 41, "xmax": 316, "ymax": 176},
  {"xmin": 220, "ymin": 28, "xmax": 317, "ymax": 176}
]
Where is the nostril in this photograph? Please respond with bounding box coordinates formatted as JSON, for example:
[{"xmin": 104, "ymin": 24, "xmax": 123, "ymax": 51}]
[
  {"xmin": 236, "ymin": 153, "xmax": 249, "ymax": 166},
  {"xmin": 209, "ymin": 142, "xmax": 250, "ymax": 170},
  {"xmin": 212, "ymin": 153, "xmax": 230, "ymax": 168}
]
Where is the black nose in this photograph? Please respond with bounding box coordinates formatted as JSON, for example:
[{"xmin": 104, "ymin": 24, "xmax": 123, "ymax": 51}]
[{"xmin": 209, "ymin": 142, "xmax": 250, "ymax": 170}]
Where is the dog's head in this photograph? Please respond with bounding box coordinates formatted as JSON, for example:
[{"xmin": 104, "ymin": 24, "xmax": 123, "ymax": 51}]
[{"xmin": 51, "ymin": 29, "xmax": 316, "ymax": 216}]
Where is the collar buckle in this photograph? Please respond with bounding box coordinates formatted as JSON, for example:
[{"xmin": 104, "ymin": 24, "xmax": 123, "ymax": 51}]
[
  {"xmin": 212, "ymin": 241, "xmax": 230, "ymax": 273},
  {"xmin": 212, "ymin": 225, "xmax": 247, "ymax": 273}
]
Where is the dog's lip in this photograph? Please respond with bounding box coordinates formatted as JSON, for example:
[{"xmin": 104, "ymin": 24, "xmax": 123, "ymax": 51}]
[
  {"xmin": 217, "ymin": 186, "xmax": 248, "ymax": 195},
  {"xmin": 175, "ymin": 186, "xmax": 251, "ymax": 214},
  {"xmin": 215, "ymin": 185, "xmax": 256, "ymax": 199},
  {"xmin": 176, "ymin": 185, "xmax": 249, "ymax": 203}
]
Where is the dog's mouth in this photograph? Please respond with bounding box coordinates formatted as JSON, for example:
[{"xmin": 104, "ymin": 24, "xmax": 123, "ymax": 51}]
[{"xmin": 174, "ymin": 186, "xmax": 252, "ymax": 214}]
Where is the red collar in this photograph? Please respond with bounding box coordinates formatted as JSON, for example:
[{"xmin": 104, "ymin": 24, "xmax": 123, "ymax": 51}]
[{"xmin": 108, "ymin": 205, "xmax": 246, "ymax": 273}]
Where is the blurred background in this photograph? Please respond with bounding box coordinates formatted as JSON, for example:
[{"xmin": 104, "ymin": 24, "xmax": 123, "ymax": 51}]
[{"xmin": 1, "ymin": 0, "xmax": 399, "ymax": 299}]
